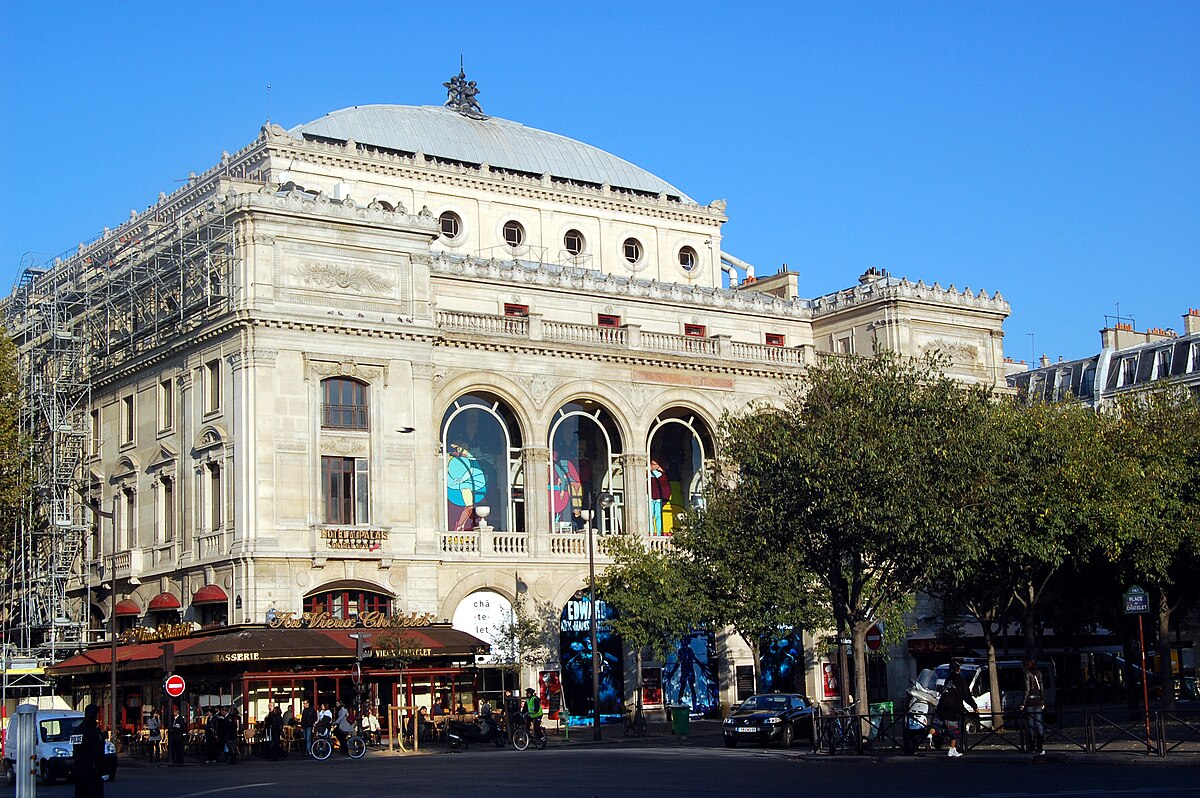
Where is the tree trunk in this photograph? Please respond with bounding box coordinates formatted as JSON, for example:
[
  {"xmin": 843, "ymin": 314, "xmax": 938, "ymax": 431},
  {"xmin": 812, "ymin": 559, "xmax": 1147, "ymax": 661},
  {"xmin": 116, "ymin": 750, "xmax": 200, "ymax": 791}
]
[
  {"xmin": 1157, "ymin": 589, "xmax": 1175, "ymax": 710},
  {"xmin": 741, "ymin": 633, "xmax": 762, "ymax": 693},
  {"xmin": 635, "ymin": 648, "xmax": 644, "ymax": 707},
  {"xmin": 982, "ymin": 625, "xmax": 1003, "ymax": 730},
  {"xmin": 1023, "ymin": 605, "xmax": 1038, "ymax": 657},
  {"xmin": 851, "ymin": 622, "xmax": 870, "ymax": 741}
]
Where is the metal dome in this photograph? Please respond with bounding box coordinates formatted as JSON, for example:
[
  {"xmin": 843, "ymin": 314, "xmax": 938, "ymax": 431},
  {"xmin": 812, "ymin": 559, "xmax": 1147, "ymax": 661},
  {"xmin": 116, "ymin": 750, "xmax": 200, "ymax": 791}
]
[{"xmin": 288, "ymin": 105, "xmax": 691, "ymax": 201}]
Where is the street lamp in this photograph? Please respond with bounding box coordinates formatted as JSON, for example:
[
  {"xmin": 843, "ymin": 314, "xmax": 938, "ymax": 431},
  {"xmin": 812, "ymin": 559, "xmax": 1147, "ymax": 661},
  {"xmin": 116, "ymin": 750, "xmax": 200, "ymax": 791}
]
[{"xmin": 588, "ymin": 491, "xmax": 614, "ymax": 741}]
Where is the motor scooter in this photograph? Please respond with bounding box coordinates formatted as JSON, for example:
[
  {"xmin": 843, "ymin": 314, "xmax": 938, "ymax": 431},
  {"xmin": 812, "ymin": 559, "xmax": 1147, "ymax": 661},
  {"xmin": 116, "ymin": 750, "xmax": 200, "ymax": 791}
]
[
  {"xmin": 902, "ymin": 671, "xmax": 952, "ymax": 754},
  {"xmin": 446, "ymin": 714, "xmax": 507, "ymax": 750}
]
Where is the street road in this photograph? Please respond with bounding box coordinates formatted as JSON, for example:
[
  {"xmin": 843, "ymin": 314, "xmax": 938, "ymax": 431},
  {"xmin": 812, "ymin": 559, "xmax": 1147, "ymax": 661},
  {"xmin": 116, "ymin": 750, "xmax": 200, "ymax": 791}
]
[{"xmin": 29, "ymin": 745, "xmax": 1200, "ymax": 798}]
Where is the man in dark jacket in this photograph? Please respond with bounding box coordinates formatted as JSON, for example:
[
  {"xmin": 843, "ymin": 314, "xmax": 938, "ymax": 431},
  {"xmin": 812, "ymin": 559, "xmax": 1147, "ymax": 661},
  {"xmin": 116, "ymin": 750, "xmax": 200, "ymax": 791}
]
[
  {"xmin": 935, "ymin": 660, "xmax": 978, "ymax": 758},
  {"xmin": 73, "ymin": 704, "xmax": 106, "ymax": 798},
  {"xmin": 299, "ymin": 699, "xmax": 318, "ymax": 756},
  {"xmin": 167, "ymin": 705, "xmax": 187, "ymax": 765},
  {"xmin": 264, "ymin": 704, "xmax": 285, "ymax": 761},
  {"xmin": 204, "ymin": 708, "xmax": 220, "ymax": 763}
]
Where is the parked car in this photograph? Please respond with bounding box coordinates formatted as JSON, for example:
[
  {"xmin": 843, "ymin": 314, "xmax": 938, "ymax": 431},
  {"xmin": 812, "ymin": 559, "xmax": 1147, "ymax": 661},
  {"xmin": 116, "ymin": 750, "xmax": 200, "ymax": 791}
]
[
  {"xmin": 3, "ymin": 708, "xmax": 118, "ymax": 786},
  {"xmin": 722, "ymin": 693, "xmax": 816, "ymax": 748}
]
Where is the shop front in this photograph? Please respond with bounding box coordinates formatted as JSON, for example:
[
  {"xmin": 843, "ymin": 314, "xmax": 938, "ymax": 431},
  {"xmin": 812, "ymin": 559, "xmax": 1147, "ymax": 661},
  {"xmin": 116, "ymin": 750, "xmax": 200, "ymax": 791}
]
[{"xmin": 47, "ymin": 615, "xmax": 488, "ymax": 744}]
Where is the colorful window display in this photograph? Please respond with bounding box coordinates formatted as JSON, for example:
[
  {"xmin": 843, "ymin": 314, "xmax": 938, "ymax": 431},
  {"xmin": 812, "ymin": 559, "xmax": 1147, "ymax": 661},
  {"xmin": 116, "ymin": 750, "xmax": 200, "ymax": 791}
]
[
  {"xmin": 646, "ymin": 411, "xmax": 711, "ymax": 535},
  {"xmin": 441, "ymin": 394, "xmax": 524, "ymax": 532},
  {"xmin": 548, "ymin": 401, "xmax": 623, "ymax": 532},
  {"xmin": 663, "ymin": 632, "xmax": 719, "ymax": 717},
  {"xmin": 558, "ymin": 591, "xmax": 624, "ymax": 724}
]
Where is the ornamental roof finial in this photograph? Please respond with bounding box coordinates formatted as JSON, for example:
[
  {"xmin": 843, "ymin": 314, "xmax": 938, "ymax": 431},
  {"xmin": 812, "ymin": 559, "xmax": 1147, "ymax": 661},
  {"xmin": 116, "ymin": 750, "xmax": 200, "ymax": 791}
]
[{"xmin": 444, "ymin": 61, "xmax": 486, "ymax": 120}]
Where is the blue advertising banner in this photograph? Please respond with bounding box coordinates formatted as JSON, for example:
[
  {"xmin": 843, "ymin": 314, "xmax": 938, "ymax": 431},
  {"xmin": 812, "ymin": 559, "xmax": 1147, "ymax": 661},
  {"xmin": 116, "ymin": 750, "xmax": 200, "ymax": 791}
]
[
  {"xmin": 759, "ymin": 629, "xmax": 805, "ymax": 694},
  {"xmin": 663, "ymin": 631, "xmax": 718, "ymax": 717},
  {"xmin": 559, "ymin": 592, "xmax": 624, "ymax": 725}
]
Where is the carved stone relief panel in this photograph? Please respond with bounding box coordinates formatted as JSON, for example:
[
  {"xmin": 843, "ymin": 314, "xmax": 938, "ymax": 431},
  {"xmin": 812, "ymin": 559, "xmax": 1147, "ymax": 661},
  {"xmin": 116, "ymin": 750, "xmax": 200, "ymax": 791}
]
[{"xmin": 276, "ymin": 239, "xmax": 412, "ymax": 312}]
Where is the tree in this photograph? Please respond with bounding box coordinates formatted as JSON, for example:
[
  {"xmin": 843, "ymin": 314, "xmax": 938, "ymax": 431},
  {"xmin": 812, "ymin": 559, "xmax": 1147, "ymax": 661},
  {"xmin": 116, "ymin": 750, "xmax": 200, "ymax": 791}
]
[
  {"xmin": 701, "ymin": 349, "xmax": 987, "ymax": 709},
  {"xmin": 491, "ymin": 593, "xmax": 555, "ymax": 693},
  {"xmin": 1107, "ymin": 388, "xmax": 1200, "ymax": 709},
  {"xmin": 598, "ymin": 533, "xmax": 708, "ymax": 703}
]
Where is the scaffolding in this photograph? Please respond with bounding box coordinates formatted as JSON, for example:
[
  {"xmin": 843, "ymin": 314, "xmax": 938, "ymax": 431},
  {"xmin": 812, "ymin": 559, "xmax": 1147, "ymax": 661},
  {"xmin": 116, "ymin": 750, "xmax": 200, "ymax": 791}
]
[{"xmin": 1, "ymin": 181, "xmax": 243, "ymax": 675}]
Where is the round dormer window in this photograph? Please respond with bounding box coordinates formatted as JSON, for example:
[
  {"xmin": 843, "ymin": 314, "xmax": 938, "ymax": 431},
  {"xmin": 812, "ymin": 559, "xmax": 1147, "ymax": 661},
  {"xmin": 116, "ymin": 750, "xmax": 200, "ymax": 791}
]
[
  {"xmin": 439, "ymin": 211, "xmax": 462, "ymax": 241},
  {"xmin": 564, "ymin": 229, "xmax": 585, "ymax": 256},
  {"xmin": 503, "ymin": 220, "xmax": 526, "ymax": 249},
  {"xmin": 622, "ymin": 238, "xmax": 643, "ymax": 265},
  {"xmin": 678, "ymin": 246, "xmax": 698, "ymax": 271}
]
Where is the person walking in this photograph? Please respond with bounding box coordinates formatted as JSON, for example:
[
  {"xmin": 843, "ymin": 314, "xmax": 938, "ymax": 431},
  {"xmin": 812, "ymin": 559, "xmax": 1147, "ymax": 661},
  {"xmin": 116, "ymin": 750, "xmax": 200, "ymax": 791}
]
[
  {"xmin": 264, "ymin": 704, "xmax": 285, "ymax": 761},
  {"xmin": 203, "ymin": 708, "xmax": 220, "ymax": 763},
  {"xmin": 935, "ymin": 660, "xmax": 977, "ymax": 758},
  {"xmin": 73, "ymin": 704, "xmax": 106, "ymax": 798},
  {"xmin": 223, "ymin": 707, "xmax": 240, "ymax": 764},
  {"xmin": 167, "ymin": 705, "xmax": 186, "ymax": 765},
  {"xmin": 300, "ymin": 699, "xmax": 318, "ymax": 756},
  {"xmin": 1022, "ymin": 657, "xmax": 1047, "ymax": 755},
  {"xmin": 144, "ymin": 709, "xmax": 163, "ymax": 762}
]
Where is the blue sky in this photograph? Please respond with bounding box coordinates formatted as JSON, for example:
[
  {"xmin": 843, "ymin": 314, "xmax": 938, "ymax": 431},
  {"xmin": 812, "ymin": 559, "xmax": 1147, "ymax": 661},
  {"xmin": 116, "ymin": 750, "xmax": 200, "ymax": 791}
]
[{"xmin": 2, "ymin": 1, "xmax": 1196, "ymax": 362}]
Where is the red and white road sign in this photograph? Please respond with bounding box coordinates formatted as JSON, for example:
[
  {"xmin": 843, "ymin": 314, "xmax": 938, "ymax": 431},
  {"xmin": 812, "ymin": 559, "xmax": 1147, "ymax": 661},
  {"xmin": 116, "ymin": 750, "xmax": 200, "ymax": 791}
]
[
  {"xmin": 164, "ymin": 674, "xmax": 186, "ymax": 698},
  {"xmin": 865, "ymin": 625, "xmax": 883, "ymax": 652}
]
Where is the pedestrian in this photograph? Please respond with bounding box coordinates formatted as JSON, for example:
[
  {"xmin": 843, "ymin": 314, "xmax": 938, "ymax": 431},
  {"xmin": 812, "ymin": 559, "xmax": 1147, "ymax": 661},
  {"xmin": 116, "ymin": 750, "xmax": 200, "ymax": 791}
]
[
  {"xmin": 224, "ymin": 707, "xmax": 240, "ymax": 764},
  {"xmin": 359, "ymin": 706, "xmax": 381, "ymax": 746},
  {"xmin": 144, "ymin": 708, "xmax": 162, "ymax": 762},
  {"xmin": 300, "ymin": 699, "xmax": 317, "ymax": 756},
  {"xmin": 936, "ymin": 660, "xmax": 978, "ymax": 758},
  {"xmin": 1022, "ymin": 657, "xmax": 1046, "ymax": 755},
  {"xmin": 73, "ymin": 704, "xmax": 106, "ymax": 798},
  {"xmin": 204, "ymin": 708, "xmax": 220, "ymax": 763},
  {"xmin": 264, "ymin": 704, "xmax": 285, "ymax": 761},
  {"xmin": 167, "ymin": 705, "xmax": 186, "ymax": 765}
]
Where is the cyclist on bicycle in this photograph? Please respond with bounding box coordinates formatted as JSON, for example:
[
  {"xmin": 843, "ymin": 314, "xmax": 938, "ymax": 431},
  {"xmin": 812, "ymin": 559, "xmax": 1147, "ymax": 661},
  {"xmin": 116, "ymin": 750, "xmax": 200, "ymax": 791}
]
[
  {"xmin": 333, "ymin": 701, "xmax": 353, "ymax": 756},
  {"xmin": 524, "ymin": 688, "xmax": 544, "ymax": 737}
]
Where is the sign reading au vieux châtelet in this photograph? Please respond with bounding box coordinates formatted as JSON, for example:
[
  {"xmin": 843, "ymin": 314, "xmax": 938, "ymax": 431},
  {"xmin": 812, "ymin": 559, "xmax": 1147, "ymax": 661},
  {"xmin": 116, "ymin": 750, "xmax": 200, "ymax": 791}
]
[{"xmin": 266, "ymin": 610, "xmax": 436, "ymax": 629}]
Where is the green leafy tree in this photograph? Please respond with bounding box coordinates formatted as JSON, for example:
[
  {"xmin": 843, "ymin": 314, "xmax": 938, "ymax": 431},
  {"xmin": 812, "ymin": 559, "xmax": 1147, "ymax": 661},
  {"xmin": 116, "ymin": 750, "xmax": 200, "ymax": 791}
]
[
  {"xmin": 701, "ymin": 349, "xmax": 986, "ymax": 708},
  {"xmin": 598, "ymin": 534, "xmax": 708, "ymax": 703},
  {"xmin": 1107, "ymin": 388, "xmax": 1200, "ymax": 709},
  {"xmin": 491, "ymin": 594, "xmax": 555, "ymax": 694}
]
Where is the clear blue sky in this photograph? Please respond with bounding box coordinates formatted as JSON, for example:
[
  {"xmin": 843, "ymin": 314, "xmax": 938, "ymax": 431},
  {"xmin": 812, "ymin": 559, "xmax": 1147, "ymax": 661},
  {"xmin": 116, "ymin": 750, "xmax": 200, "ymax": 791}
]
[{"xmin": 2, "ymin": 1, "xmax": 1196, "ymax": 362}]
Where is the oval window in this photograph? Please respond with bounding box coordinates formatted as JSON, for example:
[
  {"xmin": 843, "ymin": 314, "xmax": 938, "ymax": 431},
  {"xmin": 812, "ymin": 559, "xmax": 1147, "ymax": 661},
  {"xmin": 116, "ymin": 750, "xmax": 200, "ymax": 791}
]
[
  {"xmin": 678, "ymin": 246, "xmax": 698, "ymax": 271},
  {"xmin": 503, "ymin": 220, "xmax": 526, "ymax": 249},
  {"xmin": 439, "ymin": 211, "xmax": 462, "ymax": 240},
  {"xmin": 564, "ymin": 229, "xmax": 585, "ymax": 256},
  {"xmin": 622, "ymin": 237, "xmax": 643, "ymax": 265}
]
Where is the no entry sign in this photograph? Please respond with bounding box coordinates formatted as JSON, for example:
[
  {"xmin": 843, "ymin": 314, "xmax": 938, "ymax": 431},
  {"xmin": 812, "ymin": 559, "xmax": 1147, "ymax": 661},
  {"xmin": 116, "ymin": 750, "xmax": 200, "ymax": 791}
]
[
  {"xmin": 866, "ymin": 625, "xmax": 883, "ymax": 652},
  {"xmin": 164, "ymin": 674, "xmax": 186, "ymax": 698}
]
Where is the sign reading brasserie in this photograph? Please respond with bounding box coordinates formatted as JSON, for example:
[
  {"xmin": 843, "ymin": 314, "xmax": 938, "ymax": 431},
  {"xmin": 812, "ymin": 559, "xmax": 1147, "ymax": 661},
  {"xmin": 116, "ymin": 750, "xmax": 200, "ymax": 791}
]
[
  {"xmin": 267, "ymin": 610, "xmax": 436, "ymax": 630},
  {"xmin": 320, "ymin": 528, "xmax": 388, "ymax": 550}
]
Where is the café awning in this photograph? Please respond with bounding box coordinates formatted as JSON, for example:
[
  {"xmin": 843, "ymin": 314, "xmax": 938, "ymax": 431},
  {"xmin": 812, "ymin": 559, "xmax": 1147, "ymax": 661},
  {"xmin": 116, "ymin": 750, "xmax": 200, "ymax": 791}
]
[
  {"xmin": 113, "ymin": 599, "xmax": 142, "ymax": 617},
  {"xmin": 191, "ymin": 585, "xmax": 228, "ymax": 605}
]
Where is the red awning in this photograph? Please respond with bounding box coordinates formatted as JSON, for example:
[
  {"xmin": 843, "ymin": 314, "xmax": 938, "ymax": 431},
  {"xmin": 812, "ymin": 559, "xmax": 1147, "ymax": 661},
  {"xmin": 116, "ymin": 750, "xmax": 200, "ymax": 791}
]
[
  {"xmin": 191, "ymin": 585, "xmax": 228, "ymax": 605},
  {"xmin": 114, "ymin": 599, "xmax": 141, "ymax": 617},
  {"xmin": 148, "ymin": 592, "xmax": 182, "ymax": 611}
]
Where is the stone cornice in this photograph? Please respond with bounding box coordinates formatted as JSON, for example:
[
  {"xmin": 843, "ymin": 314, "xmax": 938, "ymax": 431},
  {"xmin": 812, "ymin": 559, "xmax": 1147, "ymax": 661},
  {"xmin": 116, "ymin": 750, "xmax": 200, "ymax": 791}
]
[{"xmin": 808, "ymin": 278, "xmax": 1010, "ymax": 319}]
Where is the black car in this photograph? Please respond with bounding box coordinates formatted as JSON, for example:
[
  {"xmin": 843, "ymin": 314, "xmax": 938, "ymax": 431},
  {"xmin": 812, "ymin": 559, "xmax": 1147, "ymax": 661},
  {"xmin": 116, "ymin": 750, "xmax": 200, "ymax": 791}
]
[{"xmin": 722, "ymin": 693, "xmax": 815, "ymax": 748}]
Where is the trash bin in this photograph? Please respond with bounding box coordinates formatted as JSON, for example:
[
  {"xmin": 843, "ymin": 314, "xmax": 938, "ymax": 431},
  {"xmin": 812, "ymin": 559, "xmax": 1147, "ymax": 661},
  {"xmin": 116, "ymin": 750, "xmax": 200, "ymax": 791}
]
[
  {"xmin": 669, "ymin": 705, "xmax": 690, "ymax": 736},
  {"xmin": 1183, "ymin": 676, "xmax": 1198, "ymax": 700}
]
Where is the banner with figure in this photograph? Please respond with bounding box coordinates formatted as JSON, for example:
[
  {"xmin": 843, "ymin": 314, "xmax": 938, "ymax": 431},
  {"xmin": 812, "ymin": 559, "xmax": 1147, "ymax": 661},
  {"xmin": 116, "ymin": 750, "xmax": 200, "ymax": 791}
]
[
  {"xmin": 663, "ymin": 632, "xmax": 718, "ymax": 717},
  {"xmin": 759, "ymin": 629, "xmax": 805, "ymax": 694},
  {"xmin": 558, "ymin": 592, "xmax": 624, "ymax": 725}
]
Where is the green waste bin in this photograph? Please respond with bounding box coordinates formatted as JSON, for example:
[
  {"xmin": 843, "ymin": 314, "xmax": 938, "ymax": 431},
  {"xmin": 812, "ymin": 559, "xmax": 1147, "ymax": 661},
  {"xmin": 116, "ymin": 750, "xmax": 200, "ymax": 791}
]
[
  {"xmin": 670, "ymin": 705, "xmax": 691, "ymax": 736},
  {"xmin": 1183, "ymin": 676, "xmax": 1198, "ymax": 700},
  {"xmin": 866, "ymin": 701, "xmax": 894, "ymax": 743}
]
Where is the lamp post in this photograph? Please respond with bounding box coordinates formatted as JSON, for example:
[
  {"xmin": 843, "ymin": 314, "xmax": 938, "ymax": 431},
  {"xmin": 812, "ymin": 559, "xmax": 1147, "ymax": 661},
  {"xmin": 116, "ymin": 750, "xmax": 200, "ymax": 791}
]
[{"xmin": 588, "ymin": 491, "xmax": 614, "ymax": 741}]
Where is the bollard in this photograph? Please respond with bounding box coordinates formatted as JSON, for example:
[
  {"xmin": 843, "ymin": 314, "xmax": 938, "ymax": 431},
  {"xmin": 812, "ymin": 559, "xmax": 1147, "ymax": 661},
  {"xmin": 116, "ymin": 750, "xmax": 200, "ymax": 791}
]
[{"xmin": 14, "ymin": 703, "xmax": 38, "ymax": 798}]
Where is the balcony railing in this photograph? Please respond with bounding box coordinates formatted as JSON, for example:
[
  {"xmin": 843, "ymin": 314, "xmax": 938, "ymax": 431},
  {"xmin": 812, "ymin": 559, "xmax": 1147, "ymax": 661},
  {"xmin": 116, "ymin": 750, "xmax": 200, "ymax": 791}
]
[{"xmin": 437, "ymin": 311, "xmax": 804, "ymax": 368}]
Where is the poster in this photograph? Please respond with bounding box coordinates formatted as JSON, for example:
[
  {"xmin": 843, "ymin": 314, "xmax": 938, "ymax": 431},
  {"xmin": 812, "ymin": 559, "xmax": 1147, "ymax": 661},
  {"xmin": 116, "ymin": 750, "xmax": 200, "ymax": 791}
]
[
  {"xmin": 538, "ymin": 670, "xmax": 563, "ymax": 720},
  {"xmin": 822, "ymin": 661, "xmax": 841, "ymax": 700},
  {"xmin": 663, "ymin": 632, "xmax": 718, "ymax": 717},
  {"xmin": 759, "ymin": 629, "xmax": 804, "ymax": 694},
  {"xmin": 558, "ymin": 592, "xmax": 624, "ymax": 725},
  {"xmin": 641, "ymin": 668, "xmax": 663, "ymax": 709}
]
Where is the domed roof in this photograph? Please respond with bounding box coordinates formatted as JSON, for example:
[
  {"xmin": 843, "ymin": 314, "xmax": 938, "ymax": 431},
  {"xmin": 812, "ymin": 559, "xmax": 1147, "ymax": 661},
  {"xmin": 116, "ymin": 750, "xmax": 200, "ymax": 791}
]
[{"xmin": 289, "ymin": 105, "xmax": 691, "ymax": 201}]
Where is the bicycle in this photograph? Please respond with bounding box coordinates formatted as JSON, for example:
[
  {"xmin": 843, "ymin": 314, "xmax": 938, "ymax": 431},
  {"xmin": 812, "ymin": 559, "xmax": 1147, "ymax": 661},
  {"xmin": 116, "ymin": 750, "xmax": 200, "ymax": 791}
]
[
  {"xmin": 310, "ymin": 725, "xmax": 366, "ymax": 761},
  {"xmin": 510, "ymin": 711, "xmax": 547, "ymax": 751},
  {"xmin": 623, "ymin": 704, "xmax": 647, "ymax": 737}
]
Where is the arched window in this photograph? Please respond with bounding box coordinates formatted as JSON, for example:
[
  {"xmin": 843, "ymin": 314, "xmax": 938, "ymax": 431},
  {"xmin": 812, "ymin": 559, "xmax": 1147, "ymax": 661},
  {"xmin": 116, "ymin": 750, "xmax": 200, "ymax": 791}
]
[
  {"xmin": 548, "ymin": 401, "xmax": 624, "ymax": 533},
  {"xmin": 303, "ymin": 583, "xmax": 393, "ymax": 619},
  {"xmin": 647, "ymin": 410, "xmax": 713, "ymax": 536},
  {"xmin": 441, "ymin": 393, "xmax": 524, "ymax": 533},
  {"xmin": 322, "ymin": 377, "xmax": 369, "ymax": 430}
]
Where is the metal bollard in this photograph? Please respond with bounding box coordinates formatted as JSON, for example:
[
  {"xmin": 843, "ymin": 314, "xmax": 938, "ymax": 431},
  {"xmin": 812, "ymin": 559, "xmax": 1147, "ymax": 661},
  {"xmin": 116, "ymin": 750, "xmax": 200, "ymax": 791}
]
[{"xmin": 14, "ymin": 704, "xmax": 38, "ymax": 798}]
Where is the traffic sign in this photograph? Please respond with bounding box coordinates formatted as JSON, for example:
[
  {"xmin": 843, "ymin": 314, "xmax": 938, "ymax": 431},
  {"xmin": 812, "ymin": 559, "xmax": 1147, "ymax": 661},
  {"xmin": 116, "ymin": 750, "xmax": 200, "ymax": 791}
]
[
  {"xmin": 164, "ymin": 674, "xmax": 186, "ymax": 698},
  {"xmin": 865, "ymin": 625, "xmax": 883, "ymax": 652},
  {"xmin": 1124, "ymin": 585, "xmax": 1150, "ymax": 615}
]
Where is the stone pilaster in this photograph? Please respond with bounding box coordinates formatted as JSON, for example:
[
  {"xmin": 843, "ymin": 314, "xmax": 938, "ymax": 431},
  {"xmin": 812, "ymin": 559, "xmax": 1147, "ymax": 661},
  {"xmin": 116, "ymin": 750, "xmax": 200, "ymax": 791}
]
[
  {"xmin": 617, "ymin": 452, "xmax": 649, "ymax": 536},
  {"xmin": 522, "ymin": 446, "xmax": 551, "ymax": 556}
]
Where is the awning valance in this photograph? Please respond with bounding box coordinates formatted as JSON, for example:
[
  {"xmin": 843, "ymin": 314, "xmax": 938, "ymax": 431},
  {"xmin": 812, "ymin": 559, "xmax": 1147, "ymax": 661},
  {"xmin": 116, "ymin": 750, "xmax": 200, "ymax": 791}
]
[{"xmin": 114, "ymin": 599, "xmax": 141, "ymax": 617}]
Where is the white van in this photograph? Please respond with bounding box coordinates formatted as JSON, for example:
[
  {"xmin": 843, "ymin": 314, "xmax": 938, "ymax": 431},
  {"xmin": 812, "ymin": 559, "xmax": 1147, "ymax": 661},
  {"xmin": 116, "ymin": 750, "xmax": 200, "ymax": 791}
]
[
  {"xmin": 927, "ymin": 659, "xmax": 1057, "ymax": 732},
  {"xmin": 3, "ymin": 708, "xmax": 118, "ymax": 785}
]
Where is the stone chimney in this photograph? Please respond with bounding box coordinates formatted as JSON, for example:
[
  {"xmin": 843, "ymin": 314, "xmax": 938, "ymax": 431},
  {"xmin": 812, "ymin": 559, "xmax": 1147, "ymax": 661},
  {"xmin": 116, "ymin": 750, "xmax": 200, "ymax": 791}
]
[{"xmin": 1185, "ymin": 308, "xmax": 1200, "ymax": 336}]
